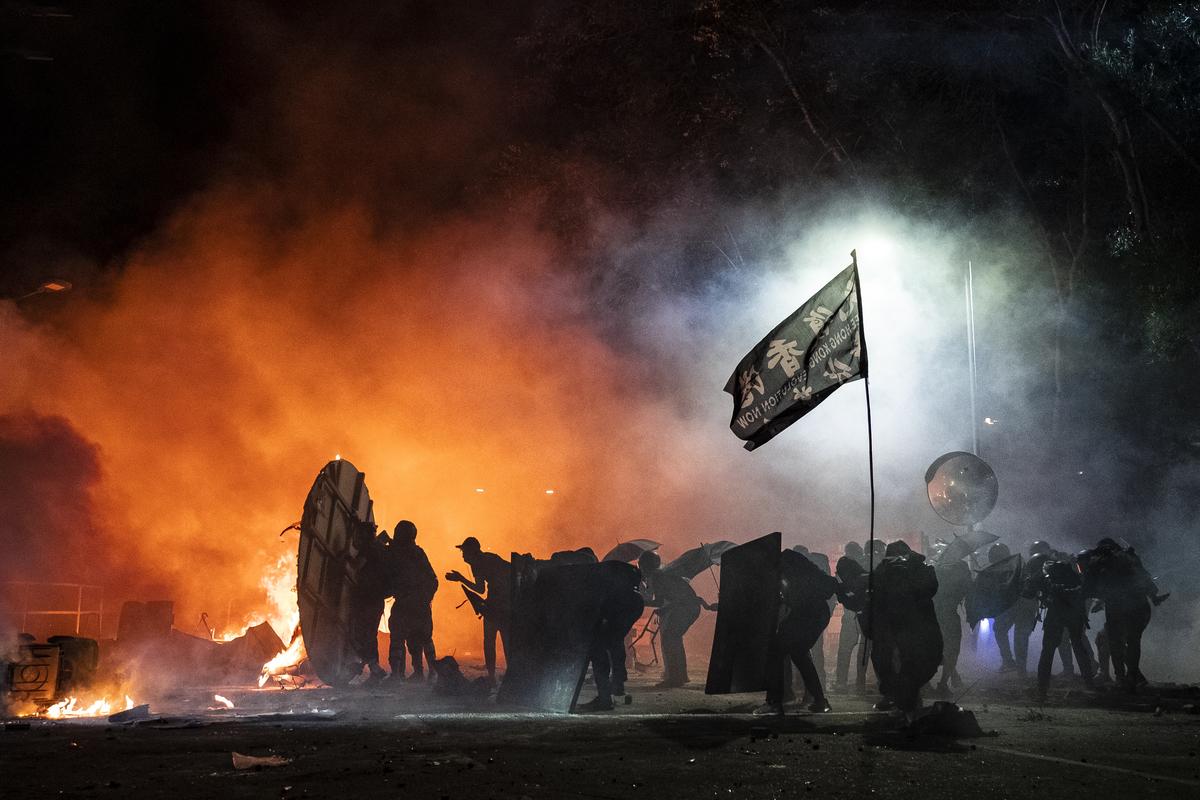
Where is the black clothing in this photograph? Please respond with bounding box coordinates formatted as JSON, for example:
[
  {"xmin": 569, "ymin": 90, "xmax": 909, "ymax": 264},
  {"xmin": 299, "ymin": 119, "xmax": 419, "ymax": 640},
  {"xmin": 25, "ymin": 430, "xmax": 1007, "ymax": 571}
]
[
  {"xmin": 933, "ymin": 560, "xmax": 971, "ymax": 687},
  {"xmin": 387, "ymin": 540, "xmax": 439, "ymax": 677},
  {"xmin": 588, "ymin": 562, "xmax": 645, "ymax": 704},
  {"xmin": 460, "ymin": 550, "xmax": 512, "ymax": 680},
  {"xmin": 868, "ymin": 552, "xmax": 942, "ymax": 712},
  {"xmin": 1029, "ymin": 560, "xmax": 1094, "ymax": 695},
  {"xmin": 642, "ymin": 569, "xmax": 702, "ymax": 686},
  {"xmin": 834, "ymin": 553, "xmax": 871, "ymax": 689},
  {"xmin": 767, "ymin": 550, "xmax": 838, "ymax": 705},
  {"xmin": 1080, "ymin": 545, "xmax": 1160, "ymax": 689},
  {"xmin": 352, "ymin": 534, "xmax": 392, "ymax": 669}
]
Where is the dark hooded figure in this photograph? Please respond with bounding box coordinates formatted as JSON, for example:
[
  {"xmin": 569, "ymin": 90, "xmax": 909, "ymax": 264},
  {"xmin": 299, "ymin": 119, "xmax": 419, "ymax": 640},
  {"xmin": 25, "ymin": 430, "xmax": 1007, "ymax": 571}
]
[
  {"xmin": 930, "ymin": 544, "xmax": 971, "ymax": 694},
  {"xmin": 988, "ymin": 542, "xmax": 1038, "ymax": 675},
  {"xmin": 385, "ymin": 520, "xmax": 438, "ymax": 682},
  {"xmin": 1028, "ymin": 558, "xmax": 1095, "ymax": 700},
  {"xmin": 1024, "ymin": 540, "xmax": 1082, "ymax": 678},
  {"xmin": 576, "ymin": 561, "xmax": 645, "ymax": 712},
  {"xmin": 354, "ymin": 528, "xmax": 392, "ymax": 685},
  {"xmin": 1079, "ymin": 538, "xmax": 1168, "ymax": 692},
  {"xmin": 868, "ymin": 540, "xmax": 942, "ymax": 714},
  {"xmin": 638, "ymin": 550, "xmax": 703, "ymax": 689},
  {"xmin": 757, "ymin": 548, "xmax": 840, "ymax": 715},
  {"xmin": 834, "ymin": 541, "xmax": 871, "ymax": 693}
]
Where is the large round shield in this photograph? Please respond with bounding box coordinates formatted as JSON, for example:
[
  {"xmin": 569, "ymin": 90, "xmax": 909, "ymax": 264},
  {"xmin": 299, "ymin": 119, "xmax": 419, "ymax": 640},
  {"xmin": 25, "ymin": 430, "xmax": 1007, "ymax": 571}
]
[
  {"xmin": 297, "ymin": 459, "xmax": 377, "ymax": 686},
  {"xmin": 925, "ymin": 451, "xmax": 998, "ymax": 526}
]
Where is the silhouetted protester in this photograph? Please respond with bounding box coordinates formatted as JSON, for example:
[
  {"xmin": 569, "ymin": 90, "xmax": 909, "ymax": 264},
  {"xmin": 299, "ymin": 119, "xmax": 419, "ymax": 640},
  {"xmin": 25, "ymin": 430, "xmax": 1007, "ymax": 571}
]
[
  {"xmin": 446, "ymin": 536, "xmax": 512, "ymax": 684},
  {"xmin": 1079, "ymin": 538, "xmax": 1168, "ymax": 692},
  {"xmin": 987, "ymin": 542, "xmax": 1037, "ymax": 675},
  {"xmin": 386, "ymin": 520, "xmax": 439, "ymax": 682},
  {"xmin": 869, "ymin": 541, "xmax": 942, "ymax": 715},
  {"xmin": 1025, "ymin": 540, "xmax": 1081, "ymax": 678},
  {"xmin": 577, "ymin": 561, "xmax": 645, "ymax": 711},
  {"xmin": 1028, "ymin": 557, "xmax": 1095, "ymax": 700},
  {"xmin": 638, "ymin": 550, "xmax": 704, "ymax": 688},
  {"xmin": 834, "ymin": 542, "xmax": 871, "ymax": 693},
  {"xmin": 930, "ymin": 544, "xmax": 971, "ymax": 694},
  {"xmin": 757, "ymin": 548, "xmax": 840, "ymax": 715},
  {"xmin": 354, "ymin": 529, "xmax": 392, "ymax": 685},
  {"xmin": 793, "ymin": 545, "xmax": 834, "ymax": 690}
]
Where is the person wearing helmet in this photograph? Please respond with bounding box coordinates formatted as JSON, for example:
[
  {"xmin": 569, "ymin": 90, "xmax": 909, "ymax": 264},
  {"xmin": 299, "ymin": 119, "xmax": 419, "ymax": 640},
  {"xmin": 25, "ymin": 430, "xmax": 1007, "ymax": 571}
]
[
  {"xmin": 576, "ymin": 561, "xmax": 645, "ymax": 712},
  {"xmin": 867, "ymin": 540, "xmax": 942, "ymax": 715},
  {"xmin": 446, "ymin": 536, "xmax": 512, "ymax": 684},
  {"xmin": 385, "ymin": 520, "xmax": 439, "ymax": 683},
  {"xmin": 1024, "ymin": 540, "xmax": 1082, "ymax": 679},
  {"xmin": 1078, "ymin": 538, "xmax": 1168, "ymax": 692},
  {"xmin": 638, "ymin": 550, "xmax": 703, "ymax": 689},
  {"xmin": 1029, "ymin": 557, "xmax": 1095, "ymax": 701},
  {"xmin": 833, "ymin": 541, "xmax": 872, "ymax": 694},
  {"xmin": 755, "ymin": 546, "xmax": 839, "ymax": 715}
]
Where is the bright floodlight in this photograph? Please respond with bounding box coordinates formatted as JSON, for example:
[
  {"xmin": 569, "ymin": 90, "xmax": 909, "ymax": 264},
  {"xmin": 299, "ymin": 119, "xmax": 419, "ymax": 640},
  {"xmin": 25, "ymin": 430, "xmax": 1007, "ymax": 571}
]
[{"xmin": 545, "ymin": 489, "xmax": 556, "ymax": 495}]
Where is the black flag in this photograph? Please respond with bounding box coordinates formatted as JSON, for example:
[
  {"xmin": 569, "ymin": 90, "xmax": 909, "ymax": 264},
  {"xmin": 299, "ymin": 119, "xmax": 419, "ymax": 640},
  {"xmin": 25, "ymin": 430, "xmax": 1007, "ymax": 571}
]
[{"xmin": 724, "ymin": 260, "xmax": 866, "ymax": 450}]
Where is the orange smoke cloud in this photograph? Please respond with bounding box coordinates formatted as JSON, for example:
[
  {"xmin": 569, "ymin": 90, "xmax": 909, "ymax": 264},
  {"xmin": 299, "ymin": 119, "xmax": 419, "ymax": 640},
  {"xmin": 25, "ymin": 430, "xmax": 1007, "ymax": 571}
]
[{"xmin": 0, "ymin": 185, "xmax": 752, "ymax": 656}]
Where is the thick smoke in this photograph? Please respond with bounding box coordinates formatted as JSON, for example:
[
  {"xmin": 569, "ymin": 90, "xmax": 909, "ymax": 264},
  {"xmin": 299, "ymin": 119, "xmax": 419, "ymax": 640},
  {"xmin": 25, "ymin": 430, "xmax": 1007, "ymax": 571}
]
[{"xmin": 1, "ymin": 4, "xmax": 1194, "ymax": 680}]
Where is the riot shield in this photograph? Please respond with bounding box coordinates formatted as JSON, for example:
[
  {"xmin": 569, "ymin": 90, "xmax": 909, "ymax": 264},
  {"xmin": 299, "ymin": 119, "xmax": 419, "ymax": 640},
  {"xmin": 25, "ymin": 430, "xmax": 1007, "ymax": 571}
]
[
  {"xmin": 705, "ymin": 532, "xmax": 781, "ymax": 694},
  {"xmin": 498, "ymin": 558, "xmax": 610, "ymax": 713},
  {"xmin": 297, "ymin": 459, "xmax": 377, "ymax": 686},
  {"xmin": 965, "ymin": 554, "xmax": 1023, "ymax": 627}
]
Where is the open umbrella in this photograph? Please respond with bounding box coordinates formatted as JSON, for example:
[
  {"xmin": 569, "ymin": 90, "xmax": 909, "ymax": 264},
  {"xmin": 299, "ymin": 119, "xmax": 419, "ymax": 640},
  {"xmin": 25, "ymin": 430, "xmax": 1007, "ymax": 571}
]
[
  {"xmin": 602, "ymin": 539, "xmax": 661, "ymax": 563},
  {"xmin": 936, "ymin": 529, "xmax": 999, "ymax": 565},
  {"xmin": 662, "ymin": 541, "xmax": 738, "ymax": 580}
]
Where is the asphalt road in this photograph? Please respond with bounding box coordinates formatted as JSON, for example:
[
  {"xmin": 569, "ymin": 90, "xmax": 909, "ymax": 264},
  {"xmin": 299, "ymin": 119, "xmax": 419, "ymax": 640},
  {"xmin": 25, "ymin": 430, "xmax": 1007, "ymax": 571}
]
[{"xmin": 4, "ymin": 673, "xmax": 1199, "ymax": 800}]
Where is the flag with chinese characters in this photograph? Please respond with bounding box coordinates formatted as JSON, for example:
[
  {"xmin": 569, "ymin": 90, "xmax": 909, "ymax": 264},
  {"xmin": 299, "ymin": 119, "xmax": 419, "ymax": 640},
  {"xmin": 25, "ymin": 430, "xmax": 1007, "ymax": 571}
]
[{"xmin": 724, "ymin": 261, "xmax": 866, "ymax": 450}]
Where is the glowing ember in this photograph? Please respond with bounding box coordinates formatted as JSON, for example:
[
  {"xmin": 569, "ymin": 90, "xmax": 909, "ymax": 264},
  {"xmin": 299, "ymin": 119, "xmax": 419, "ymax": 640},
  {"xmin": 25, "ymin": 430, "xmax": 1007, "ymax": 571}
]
[
  {"xmin": 213, "ymin": 694, "xmax": 235, "ymax": 709},
  {"xmin": 44, "ymin": 695, "xmax": 135, "ymax": 719}
]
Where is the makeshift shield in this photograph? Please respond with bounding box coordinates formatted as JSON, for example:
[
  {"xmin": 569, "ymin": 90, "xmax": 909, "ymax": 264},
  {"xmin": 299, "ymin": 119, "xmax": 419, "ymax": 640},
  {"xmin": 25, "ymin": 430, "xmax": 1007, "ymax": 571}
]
[
  {"xmin": 296, "ymin": 459, "xmax": 377, "ymax": 686},
  {"xmin": 965, "ymin": 554, "xmax": 1023, "ymax": 627},
  {"xmin": 705, "ymin": 532, "xmax": 781, "ymax": 694},
  {"xmin": 498, "ymin": 559, "xmax": 611, "ymax": 713}
]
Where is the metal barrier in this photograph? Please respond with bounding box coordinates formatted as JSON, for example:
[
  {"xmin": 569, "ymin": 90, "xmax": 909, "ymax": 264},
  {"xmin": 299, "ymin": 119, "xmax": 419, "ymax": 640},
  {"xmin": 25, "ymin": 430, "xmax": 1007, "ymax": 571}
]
[{"xmin": 0, "ymin": 581, "xmax": 106, "ymax": 639}]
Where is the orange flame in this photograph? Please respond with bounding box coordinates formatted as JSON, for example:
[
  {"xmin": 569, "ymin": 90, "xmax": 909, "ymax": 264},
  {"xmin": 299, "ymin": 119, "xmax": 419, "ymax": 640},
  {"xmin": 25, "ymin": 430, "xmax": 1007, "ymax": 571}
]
[{"xmin": 43, "ymin": 694, "xmax": 135, "ymax": 719}]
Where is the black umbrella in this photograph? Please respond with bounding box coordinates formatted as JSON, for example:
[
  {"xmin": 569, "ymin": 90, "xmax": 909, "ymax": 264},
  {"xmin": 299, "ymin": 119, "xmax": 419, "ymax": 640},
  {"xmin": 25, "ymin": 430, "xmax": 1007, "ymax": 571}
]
[
  {"xmin": 936, "ymin": 529, "xmax": 999, "ymax": 565},
  {"xmin": 602, "ymin": 539, "xmax": 661, "ymax": 563},
  {"xmin": 662, "ymin": 541, "xmax": 737, "ymax": 580}
]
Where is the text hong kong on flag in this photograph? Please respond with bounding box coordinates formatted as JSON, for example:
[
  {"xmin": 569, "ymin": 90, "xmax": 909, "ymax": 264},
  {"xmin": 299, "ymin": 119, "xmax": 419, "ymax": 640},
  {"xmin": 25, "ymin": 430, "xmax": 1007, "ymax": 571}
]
[{"xmin": 723, "ymin": 262, "xmax": 866, "ymax": 450}]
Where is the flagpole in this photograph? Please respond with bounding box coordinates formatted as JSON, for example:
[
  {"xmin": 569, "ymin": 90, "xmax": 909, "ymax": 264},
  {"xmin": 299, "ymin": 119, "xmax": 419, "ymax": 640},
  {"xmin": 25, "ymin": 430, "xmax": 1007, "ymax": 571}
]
[{"xmin": 852, "ymin": 248, "xmax": 876, "ymax": 669}]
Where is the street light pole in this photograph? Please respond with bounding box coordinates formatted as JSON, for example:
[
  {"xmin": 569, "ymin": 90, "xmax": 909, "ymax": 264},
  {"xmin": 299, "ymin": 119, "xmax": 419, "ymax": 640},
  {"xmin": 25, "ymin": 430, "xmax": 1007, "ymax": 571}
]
[
  {"xmin": 16, "ymin": 279, "xmax": 72, "ymax": 300},
  {"xmin": 966, "ymin": 260, "xmax": 979, "ymax": 457}
]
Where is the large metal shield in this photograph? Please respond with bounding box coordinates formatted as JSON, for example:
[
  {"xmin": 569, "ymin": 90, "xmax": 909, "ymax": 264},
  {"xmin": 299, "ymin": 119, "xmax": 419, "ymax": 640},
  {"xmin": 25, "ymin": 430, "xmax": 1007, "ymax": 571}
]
[
  {"xmin": 297, "ymin": 459, "xmax": 376, "ymax": 686},
  {"xmin": 705, "ymin": 532, "xmax": 781, "ymax": 694},
  {"xmin": 926, "ymin": 451, "xmax": 999, "ymax": 526},
  {"xmin": 965, "ymin": 554, "xmax": 1023, "ymax": 627},
  {"xmin": 498, "ymin": 558, "xmax": 610, "ymax": 713}
]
